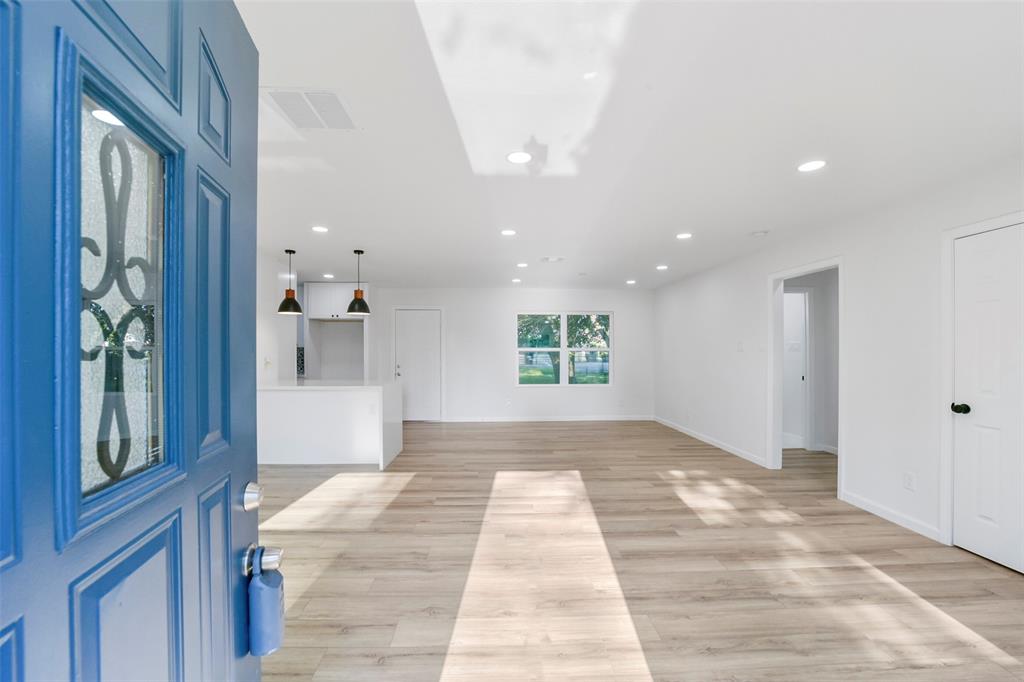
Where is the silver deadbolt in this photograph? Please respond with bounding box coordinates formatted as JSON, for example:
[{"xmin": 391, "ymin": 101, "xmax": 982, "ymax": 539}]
[
  {"xmin": 243, "ymin": 482, "xmax": 264, "ymax": 511},
  {"xmin": 243, "ymin": 545, "xmax": 285, "ymax": 576}
]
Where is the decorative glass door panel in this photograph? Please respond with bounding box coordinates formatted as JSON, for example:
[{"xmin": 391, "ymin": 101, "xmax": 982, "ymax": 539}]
[{"xmin": 79, "ymin": 94, "xmax": 165, "ymax": 496}]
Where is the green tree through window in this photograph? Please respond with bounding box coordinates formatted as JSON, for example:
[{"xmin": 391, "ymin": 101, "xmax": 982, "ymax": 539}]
[
  {"xmin": 568, "ymin": 314, "xmax": 610, "ymax": 384},
  {"xmin": 517, "ymin": 314, "xmax": 560, "ymax": 384}
]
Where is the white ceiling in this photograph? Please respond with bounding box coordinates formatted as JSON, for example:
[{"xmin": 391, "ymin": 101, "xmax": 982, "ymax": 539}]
[{"xmin": 237, "ymin": 0, "xmax": 1024, "ymax": 289}]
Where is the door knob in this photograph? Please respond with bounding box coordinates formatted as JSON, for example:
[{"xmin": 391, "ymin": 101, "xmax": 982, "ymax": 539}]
[
  {"xmin": 243, "ymin": 545, "xmax": 285, "ymax": 576},
  {"xmin": 950, "ymin": 402, "xmax": 972, "ymax": 414},
  {"xmin": 260, "ymin": 547, "xmax": 284, "ymax": 571},
  {"xmin": 243, "ymin": 482, "xmax": 264, "ymax": 511}
]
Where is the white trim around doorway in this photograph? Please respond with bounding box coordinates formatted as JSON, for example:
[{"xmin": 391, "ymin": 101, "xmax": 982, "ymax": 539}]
[{"xmin": 766, "ymin": 257, "xmax": 844, "ymax": 498}]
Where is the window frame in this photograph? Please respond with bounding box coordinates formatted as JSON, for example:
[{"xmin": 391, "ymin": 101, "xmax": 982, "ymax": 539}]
[{"xmin": 515, "ymin": 311, "xmax": 613, "ymax": 387}]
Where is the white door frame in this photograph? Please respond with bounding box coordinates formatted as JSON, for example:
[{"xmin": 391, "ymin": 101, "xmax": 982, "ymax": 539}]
[
  {"xmin": 766, "ymin": 257, "xmax": 843, "ymax": 494},
  {"xmin": 392, "ymin": 306, "xmax": 446, "ymax": 421},
  {"xmin": 782, "ymin": 287, "xmax": 813, "ymax": 452},
  {"xmin": 938, "ymin": 211, "xmax": 1024, "ymax": 545}
]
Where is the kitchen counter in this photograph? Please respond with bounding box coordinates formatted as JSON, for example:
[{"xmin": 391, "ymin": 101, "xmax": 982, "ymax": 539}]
[{"xmin": 257, "ymin": 379, "xmax": 403, "ymax": 469}]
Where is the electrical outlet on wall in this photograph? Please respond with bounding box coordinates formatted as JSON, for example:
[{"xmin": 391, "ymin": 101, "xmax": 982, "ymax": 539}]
[{"xmin": 902, "ymin": 472, "xmax": 917, "ymax": 492}]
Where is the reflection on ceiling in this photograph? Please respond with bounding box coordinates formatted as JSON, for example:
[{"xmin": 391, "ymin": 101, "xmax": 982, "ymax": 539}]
[{"xmin": 416, "ymin": 1, "xmax": 635, "ymax": 176}]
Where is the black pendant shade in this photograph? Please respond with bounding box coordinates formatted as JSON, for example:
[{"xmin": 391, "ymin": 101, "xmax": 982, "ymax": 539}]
[
  {"xmin": 347, "ymin": 249, "xmax": 370, "ymax": 316},
  {"xmin": 277, "ymin": 249, "xmax": 303, "ymax": 315}
]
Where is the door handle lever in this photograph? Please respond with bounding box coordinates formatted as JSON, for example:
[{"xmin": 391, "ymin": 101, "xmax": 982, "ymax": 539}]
[{"xmin": 950, "ymin": 402, "xmax": 971, "ymax": 414}]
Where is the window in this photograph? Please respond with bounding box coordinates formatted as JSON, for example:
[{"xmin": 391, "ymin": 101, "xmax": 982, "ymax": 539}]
[
  {"xmin": 517, "ymin": 313, "xmax": 611, "ymax": 385},
  {"xmin": 567, "ymin": 314, "xmax": 610, "ymax": 384},
  {"xmin": 517, "ymin": 314, "xmax": 560, "ymax": 384}
]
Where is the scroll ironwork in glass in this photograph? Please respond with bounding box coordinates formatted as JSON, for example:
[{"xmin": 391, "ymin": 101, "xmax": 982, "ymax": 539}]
[{"xmin": 80, "ymin": 95, "xmax": 165, "ymax": 497}]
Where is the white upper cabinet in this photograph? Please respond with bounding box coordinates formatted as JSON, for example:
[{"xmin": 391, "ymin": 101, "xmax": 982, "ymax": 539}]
[{"xmin": 305, "ymin": 282, "xmax": 367, "ymax": 320}]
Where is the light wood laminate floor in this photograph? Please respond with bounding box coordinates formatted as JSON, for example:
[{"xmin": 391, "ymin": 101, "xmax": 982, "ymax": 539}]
[{"xmin": 258, "ymin": 421, "xmax": 1024, "ymax": 681}]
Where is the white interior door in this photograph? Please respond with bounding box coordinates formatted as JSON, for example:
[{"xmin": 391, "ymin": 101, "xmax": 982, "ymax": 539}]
[
  {"xmin": 783, "ymin": 292, "xmax": 809, "ymax": 449},
  {"xmin": 395, "ymin": 309, "xmax": 442, "ymax": 421},
  {"xmin": 953, "ymin": 223, "xmax": 1023, "ymax": 572}
]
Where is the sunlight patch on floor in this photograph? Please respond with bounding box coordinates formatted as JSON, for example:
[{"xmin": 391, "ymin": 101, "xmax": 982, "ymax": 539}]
[
  {"xmin": 663, "ymin": 470, "xmax": 804, "ymax": 527},
  {"xmin": 439, "ymin": 470, "xmax": 653, "ymax": 681},
  {"xmin": 836, "ymin": 555, "xmax": 1020, "ymax": 668},
  {"xmin": 664, "ymin": 471, "xmax": 1020, "ymax": 670},
  {"xmin": 259, "ymin": 472, "xmax": 415, "ymax": 610},
  {"xmin": 260, "ymin": 472, "xmax": 415, "ymax": 532}
]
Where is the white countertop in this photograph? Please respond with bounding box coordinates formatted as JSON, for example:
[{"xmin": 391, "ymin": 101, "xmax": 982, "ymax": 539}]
[{"xmin": 258, "ymin": 378, "xmax": 395, "ymax": 391}]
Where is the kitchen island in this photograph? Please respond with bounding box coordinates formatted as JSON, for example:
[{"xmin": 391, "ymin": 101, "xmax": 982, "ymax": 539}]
[{"xmin": 257, "ymin": 379, "xmax": 403, "ymax": 469}]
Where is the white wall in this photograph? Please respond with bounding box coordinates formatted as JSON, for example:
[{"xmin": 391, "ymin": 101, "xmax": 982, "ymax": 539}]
[
  {"xmin": 255, "ymin": 247, "xmax": 297, "ymax": 385},
  {"xmin": 653, "ymin": 161, "xmax": 1023, "ymax": 540},
  {"xmin": 366, "ymin": 287, "xmax": 655, "ymax": 421},
  {"xmin": 786, "ymin": 268, "xmax": 839, "ymax": 453},
  {"xmin": 316, "ymin": 321, "xmax": 365, "ymax": 380}
]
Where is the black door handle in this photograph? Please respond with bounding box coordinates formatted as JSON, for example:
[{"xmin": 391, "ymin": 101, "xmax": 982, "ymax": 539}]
[{"xmin": 951, "ymin": 403, "xmax": 971, "ymax": 414}]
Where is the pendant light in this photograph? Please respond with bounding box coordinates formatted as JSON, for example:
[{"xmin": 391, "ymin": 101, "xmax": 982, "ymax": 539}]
[
  {"xmin": 346, "ymin": 249, "xmax": 370, "ymax": 316},
  {"xmin": 277, "ymin": 249, "xmax": 302, "ymax": 315}
]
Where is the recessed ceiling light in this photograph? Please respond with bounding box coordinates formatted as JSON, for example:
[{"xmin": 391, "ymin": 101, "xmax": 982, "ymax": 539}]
[
  {"xmin": 512, "ymin": 278, "xmax": 522, "ymax": 283},
  {"xmin": 751, "ymin": 230, "xmax": 770, "ymax": 237},
  {"xmin": 91, "ymin": 109, "xmax": 124, "ymax": 126},
  {"xmin": 507, "ymin": 151, "xmax": 532, "ymax": 164},
  {"xmin": 656, "ymin": 265, "xmax": 668, "ymax": 271},
  {"xmin": 516, "ymin": 262, "xmax": 529, "ymax": 268},
  {"xmin": 322, "ymin": 273, "xmax": 335, "ymax": 279},
  {"xmin": 797, "ymin": 160, "xmax": 826, "ymax": 172},
  {"xmin": 582, "ymin": 71, "xmax": 598, "ymax": 80},
  {"xmin": 541, "ymin": 256, "xmax": 565, "ymax": 263},
  {"xmin": 676, "ymin": 232, "xmax": 693, "ymax": 240},
  {"xmin": 500, "ymin": 229, "xmax": 517, "ymax": 236},
  {"xmin": 626, "ymin": 280, "xmax": 636, "ymax": 285},
  {"xmin": 311, "ymin": 225, "xmax": 329, "ymax": 233}
]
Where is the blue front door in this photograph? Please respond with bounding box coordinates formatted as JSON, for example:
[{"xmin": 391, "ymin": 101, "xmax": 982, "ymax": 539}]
[{"xmin": 0, "ymin": 1, "xmax": 260, "ymax": 679}]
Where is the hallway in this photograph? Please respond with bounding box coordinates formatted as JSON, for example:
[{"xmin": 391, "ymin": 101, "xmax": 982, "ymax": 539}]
[{"xmin": 259, "ymin": 422, "xmax": 1024, "ymax": 681}]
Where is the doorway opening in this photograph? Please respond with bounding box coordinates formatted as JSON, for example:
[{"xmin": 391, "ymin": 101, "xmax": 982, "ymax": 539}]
[{"xmin": 768, "ymin": 261, "xmax": 841, "ymax": 488}]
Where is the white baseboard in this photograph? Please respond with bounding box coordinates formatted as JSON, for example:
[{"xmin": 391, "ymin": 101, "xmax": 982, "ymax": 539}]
[
  {"xmin": 654, "ymin": 416, "xmax": 766, "ymax": 467},
  {"xmin": 838, "ymin": 488, "xmax": 944, "ymax": 543},
  {"xmin": 439, "ymin": 415, "xmax": 655, "ymax": 423},
  {"xmin": 813, "ymin": 443, "xmax": 838, "ymax": 455}
]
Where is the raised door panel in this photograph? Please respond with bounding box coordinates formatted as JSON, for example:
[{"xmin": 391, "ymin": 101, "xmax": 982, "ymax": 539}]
[
  {"xmin": 198, "ymin": 32, "xmax": 230, "ymax": 162},
  {"xmin": 0, "ymin": 621, "xmax": 21, "ymax": 682},
  {"xmin": 198, "ymin": 479, "xmax": 233, "ymax": 681},
  {"xmin": 197, "ymin": 171, "xmax": 231, "ymax": 458},
  {"xmin": 0, "ymin": 0, "xmax": 17, "ymax": 572},
  {"xmin": 73, "ymin": 0, "xmax": 182, "ymax": 108},
  {"xmin": 70, "ymin": 514, "xmax": 183, "ymax": 681}
]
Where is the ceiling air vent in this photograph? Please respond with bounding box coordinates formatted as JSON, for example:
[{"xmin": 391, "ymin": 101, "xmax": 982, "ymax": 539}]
[{"xmin": 267, "ymin": 89, "xmax": 355, "ymax": 130}]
